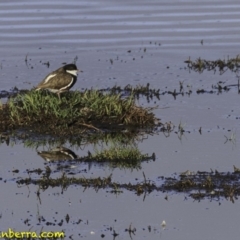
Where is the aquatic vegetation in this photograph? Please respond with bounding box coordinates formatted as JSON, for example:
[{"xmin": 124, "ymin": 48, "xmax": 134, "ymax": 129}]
[
  {"xmin": 88, "ymin": 145, "xmax": 152, "ymax": 169},
  {"xmin": 16, "ymin": 167, "xmax": 240, "ymax": 202},
  {"xmin": 185, "ymin": 55, "xmax": 240, "ymax": 74},
  {"xmin": 0, "ymin": 89, "xmax": 159, "ymax": 136},
  {"xmin": 17, "ymin": 166, "xmax": 240, "ymax": 202},
  {"xmin": 105, "ymin": 83, "xmax": 161, "ymax": 101}
]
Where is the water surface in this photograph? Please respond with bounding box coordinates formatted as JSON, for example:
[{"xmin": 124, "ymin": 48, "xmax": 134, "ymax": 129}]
[{"xmin": 1, "ymin": 0, "xmax": 240, "ymax": 239}]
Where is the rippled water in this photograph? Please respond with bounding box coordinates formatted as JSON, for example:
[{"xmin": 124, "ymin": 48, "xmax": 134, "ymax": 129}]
[
  {"xmin": 1, "ymin": 1, "xmax": 240, "ymax": 240},
  {"xmin": 1, "ymin": 0, "xmax": 240, "ymax": 54}
]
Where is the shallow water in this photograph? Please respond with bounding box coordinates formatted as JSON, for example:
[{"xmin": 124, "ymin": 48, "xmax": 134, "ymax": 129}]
[{"xmin": 1, "ymin": 0, "xmax": 240, "ymax": 239}]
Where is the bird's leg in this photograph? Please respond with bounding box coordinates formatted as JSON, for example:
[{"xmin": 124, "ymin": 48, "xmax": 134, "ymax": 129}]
[{"xmin": 57, "ymin": 91, "xmax": 61, "ymax": 100}]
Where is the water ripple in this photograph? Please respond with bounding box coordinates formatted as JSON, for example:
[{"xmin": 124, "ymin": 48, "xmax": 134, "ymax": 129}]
[{"xmin": 0, "ymin": 0, "xmax": 240, "ymax": 52}]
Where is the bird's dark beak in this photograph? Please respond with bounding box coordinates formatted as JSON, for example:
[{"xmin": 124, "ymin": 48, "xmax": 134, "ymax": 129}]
[{"xmin": 78, "ymin": 69, "xmax": 83, "ymax": 73}]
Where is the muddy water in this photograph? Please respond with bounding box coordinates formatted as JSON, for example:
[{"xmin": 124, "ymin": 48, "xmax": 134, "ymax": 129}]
[{"xmin": 1, "ymin": 0, "xmax": 240, "ymax": 239}]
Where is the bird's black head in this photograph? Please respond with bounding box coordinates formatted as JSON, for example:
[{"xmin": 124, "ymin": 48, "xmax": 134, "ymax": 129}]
[
  {"xmin": 63, "ymin": 64, "xmax": 81, "ymax": 76},
  {"xmin": 64, "ymin": 64, "xmax": 78, "ymax": 71}
]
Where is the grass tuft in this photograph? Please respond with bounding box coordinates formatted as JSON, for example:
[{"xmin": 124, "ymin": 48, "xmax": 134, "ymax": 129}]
[{"xmin": 0, "ymin": 89, "xmax": 158, "ymax": 135}]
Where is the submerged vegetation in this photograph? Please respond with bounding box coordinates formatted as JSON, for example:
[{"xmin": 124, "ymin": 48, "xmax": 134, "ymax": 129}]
[
  {"xmin": 104, "ymin": 83, "xmax": 161, "ymax": 102},
  {"xmin": 184, "ymin": 56, "xmax": 240, "ymax": 94},
  {"xmin": 16, "ymin": 167, "xmax": 240, "ymax": 202},
  {"xmin": 185, "ymin": 55, "xmax": 240, "ymax": 74}
]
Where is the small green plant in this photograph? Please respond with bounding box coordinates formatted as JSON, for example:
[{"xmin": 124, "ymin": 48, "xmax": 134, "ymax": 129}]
[{"xmin": 92, "ymin": 145, "xmax": 148, "ymax": 168}]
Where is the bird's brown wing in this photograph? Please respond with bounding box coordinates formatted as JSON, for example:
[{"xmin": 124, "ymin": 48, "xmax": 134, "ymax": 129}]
[
  {"xmin": 35, "ymin": 68, "xmax": 59, "ymax": 89},
  {"xmin": 36, "ymin": 71, "xmax": 73, "ymax": 90}
]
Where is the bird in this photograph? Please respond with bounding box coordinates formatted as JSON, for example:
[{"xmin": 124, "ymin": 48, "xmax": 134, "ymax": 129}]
[
  {"xmin": 35, "ymin": 63, "xmax": 82, "ymax": 99},
  {"xmin": 37, "ymin": 146, "xmax": 78, "ymax": 161}
]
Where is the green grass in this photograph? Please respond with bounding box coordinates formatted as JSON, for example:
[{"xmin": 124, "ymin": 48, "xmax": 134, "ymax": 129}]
[
  {"xmin": 93, "ymin": 145, "xmax": 146, "ymax": 161},
  {"xmin": 91, "ymin": 145, "xmax": 148, "ymax": 169},
  {"xmin": 9, "ymin": 90, "xmax": 132, "ymax": 120},
  {"xmin": 4, "ymin": 90, "xmax": 156, "ymax": 134}
]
